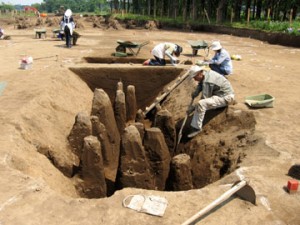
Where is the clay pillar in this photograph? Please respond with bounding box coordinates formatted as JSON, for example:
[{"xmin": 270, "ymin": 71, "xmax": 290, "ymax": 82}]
[
  {"xmin": 114, "ymin": 89, "xmax": 126, "ymax": 134},
  {"xmin": 132, "ymin": 122, "xmax": 145, "ymax": 140},
  {"xmin": 154, "ymin": 109, "xmax": 176, "ymax": 156},
  {"xmin": 144, "ymin": 127, "xmax": 171, "ymax": 190},
  {"xmin": 79, "ymin": 135, "xmax": 107, "ymax": 198},
  {"xmin": 169, "ymin": 154, "xmax": 193, "ymax": 191},
  {"xmin": 91, "ymin": 88, "xmax": 120, "ymax": 180},
  {"xmin": 126, "ymin": 85, "xmax": 137, "ymax": 122},
  {"xmin": 118, "ymin": 125, "xmax": 155, "ymax": 189},
  {"xmin": 91, "ymin": 88, "xmax": 120, "ymax": 141},
  {"xmin": 68, "ymin": 111, "xmax": 92, "ymax": 158},
  {"xmin": 90, "ymin": 116, "xmax": 116, "ymax": 182},
  {"xmin": 117, "ymin": 81, "xmax": 123, "ymax": 91},
  {"xmin": 135, "ymin": 109, "xmax": 145, "ymax": 123}
]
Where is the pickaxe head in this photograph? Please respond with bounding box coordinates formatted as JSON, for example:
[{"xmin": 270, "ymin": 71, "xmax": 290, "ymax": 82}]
[{"xmin": 233, "ymin": 180, "xmax": 256, "ymax": 205}]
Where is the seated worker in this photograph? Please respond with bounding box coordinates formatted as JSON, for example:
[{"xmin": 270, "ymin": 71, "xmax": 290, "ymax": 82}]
[
  {"xmin": 204, "ymin": 41, "xmax": 232, "ymax": 76},
  {"xmin": 144, "ymin": 43, "xmax": 183, "ymax": 66},
  {"xmin": 186, "ymin": 65, "xmax": 235, "ymax": 138}
]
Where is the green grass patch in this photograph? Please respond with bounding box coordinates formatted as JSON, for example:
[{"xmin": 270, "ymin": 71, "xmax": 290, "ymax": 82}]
[
  {"xmin": 231, "ymin": 20, "xmax": 300, "ymax": 35},
  {"xmin": 114, "ymin": 13, "xmax": 300, "ymax": 36}
]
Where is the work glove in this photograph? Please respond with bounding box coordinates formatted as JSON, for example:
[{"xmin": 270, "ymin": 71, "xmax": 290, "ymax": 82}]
[{"xmin": 186, "ymin": 105, "xmax": 195, "ymax": 115}]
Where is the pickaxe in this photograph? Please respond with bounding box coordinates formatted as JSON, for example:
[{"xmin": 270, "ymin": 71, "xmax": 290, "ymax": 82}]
[{"xmin": 181, "ymin": 179, "xmax": 256, "ymax": 225}]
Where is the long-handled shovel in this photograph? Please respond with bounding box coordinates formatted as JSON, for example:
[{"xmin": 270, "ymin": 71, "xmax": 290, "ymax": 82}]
[
  {"xmin": 176, "ymin": 97, "xmax": 194, "ymax": 150},
  {"xmin": 181, "ymin": 180, "xmax": 256, "ymax": 225}
]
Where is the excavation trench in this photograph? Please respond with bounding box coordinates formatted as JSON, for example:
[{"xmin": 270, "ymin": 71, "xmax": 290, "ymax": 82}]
[{"xmin": 56, "ymin": 57, "xmax": 257, "ymax": 198}]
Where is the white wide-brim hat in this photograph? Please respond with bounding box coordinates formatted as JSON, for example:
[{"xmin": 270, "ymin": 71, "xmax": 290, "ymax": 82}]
[
  {"xmin": 188, "ymin": 65, "xmax": 206, "ymax": 79},
  {"xmin": 65, "ymin": 9, "xmax": 72, "ymax": 17},
  {"xmin": 210, "ymin": 41, "xmax": 222, "ymax": 51}
]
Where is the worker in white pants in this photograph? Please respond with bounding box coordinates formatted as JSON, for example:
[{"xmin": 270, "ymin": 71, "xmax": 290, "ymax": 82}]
[
  {"xmin": 187, "ymin": 65, "xmax": 235, "ymax": 138},
  {"xmin": 60, "ymin": 9, "xmax": 75, "ymax": 48}
]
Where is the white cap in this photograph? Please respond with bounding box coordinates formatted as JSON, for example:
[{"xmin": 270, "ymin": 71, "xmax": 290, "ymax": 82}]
[
  {"xmin": 188, "ymin": 65, "xmax": 206, "ymax": 79},
  {"xmin": 65, "ymin": 9, "xmax": 72, "ymax": 17},
  {"xmin": 210, "ymin": 41, "xmax": 222, "ymax": 51}
]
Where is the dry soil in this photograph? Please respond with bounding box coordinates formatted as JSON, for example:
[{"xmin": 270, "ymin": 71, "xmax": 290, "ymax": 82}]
[{"xmin": 0, "ymin": 16, "xmax": 299, "ymax": 225}]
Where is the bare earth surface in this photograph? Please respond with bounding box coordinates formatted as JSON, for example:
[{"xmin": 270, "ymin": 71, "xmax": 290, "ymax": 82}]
[{"xmin": 0, "ymin": 16, "xmax": 299, "ymax": 225}]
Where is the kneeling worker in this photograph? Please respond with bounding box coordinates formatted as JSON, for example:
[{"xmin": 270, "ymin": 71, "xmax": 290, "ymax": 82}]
[
  {"xmin": 186, "ymin": 65, "xmax": 235, "ymax": 138},
  {"xmin": 145, "ymin": 42, "xmax": 183, "ymax": 66},
  {"xmin": 204, "ymin": 41, "xmax": 232, "ymax": 76}
]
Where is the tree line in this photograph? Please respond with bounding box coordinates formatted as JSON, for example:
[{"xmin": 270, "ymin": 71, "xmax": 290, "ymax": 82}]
[
  {"xmin": 1, "ymin": 0, "xmax": 299, "ymax": 23},
  {"xmin": 129, "ymin": 0, "xmax": 298, "ymax": 23}
]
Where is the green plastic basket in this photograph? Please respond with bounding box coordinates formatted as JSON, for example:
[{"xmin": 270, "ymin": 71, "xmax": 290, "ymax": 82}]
[{"xmin": 245, "ymin": 94, "xmax": 275, "ymax": 108}]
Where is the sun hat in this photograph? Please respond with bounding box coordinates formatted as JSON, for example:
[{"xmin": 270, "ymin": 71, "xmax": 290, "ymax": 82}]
[
  {"xmin": 210, "ymin": 41, "xmax": 222, "ymax": 51},
  {"xmin": 65, "ymin": 9, "xmax": 72, "ymax": 17},
  {"xmin": 188, "ymin": 65, "xmax": 206, "ymax": 79}
]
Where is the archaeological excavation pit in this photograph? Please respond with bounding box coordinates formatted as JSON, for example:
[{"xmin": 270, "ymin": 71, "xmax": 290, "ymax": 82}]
[{"xmin": 42, "ymin": 57, "xmax": 258, "ymax": 198}]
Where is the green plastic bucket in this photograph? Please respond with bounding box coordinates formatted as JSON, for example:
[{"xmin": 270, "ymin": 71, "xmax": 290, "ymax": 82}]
[{"xmin": 245, "ymin": 94, "xmax": 275, "ymax": 108}]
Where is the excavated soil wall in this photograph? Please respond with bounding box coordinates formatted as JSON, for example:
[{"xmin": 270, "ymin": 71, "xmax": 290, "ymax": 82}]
[
  {"xmin": 190, "ymin": 24, "xmax": 300, "ymax": 48},
  {"xmin": 57, "ymin": 59, "xmax": 259, "ymax": 198},
  {"xmin": 70, "ymin": 64, "xmax": 183, "ymax": 110}
]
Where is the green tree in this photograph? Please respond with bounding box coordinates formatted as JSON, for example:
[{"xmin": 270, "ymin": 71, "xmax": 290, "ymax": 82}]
[{"xmin": 0, "ymin": 3, "xmax": 14, "ymax": 11}]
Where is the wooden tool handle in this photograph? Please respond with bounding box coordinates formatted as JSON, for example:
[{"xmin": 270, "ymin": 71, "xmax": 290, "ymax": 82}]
[{"xmin": 181, "ymin": 180, "xmax": 247, "ymax": 225}]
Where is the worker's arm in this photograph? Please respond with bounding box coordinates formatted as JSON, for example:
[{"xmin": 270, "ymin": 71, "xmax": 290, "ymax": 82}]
[
  {"xmin": 191, "ymin": 83, "xmax": 203, "ymax": 99},
  {"xmin": 165, "ymin": 51, "xmax": 177, "ymax": 66},
  {"xmin": 164, "ymin": 44, "xmax": 178, "ymax": 66},
  {"xmin": 207, "ymin": 51, "xmax": 228, "ymax": 65}
]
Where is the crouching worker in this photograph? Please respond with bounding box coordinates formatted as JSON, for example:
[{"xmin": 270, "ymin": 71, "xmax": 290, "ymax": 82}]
[
  {"xmin": 144, "ymin": 43, "xmax": 182, "ymax": 66},
  {"xmin": 204, "ymin": 41, "xmax": 232, "ymax": 76},
  {"xmin": 186, "ymin": 65, "xmax": 235, "ymax": 138},
  {"xmin": 60, "ymin": 9, "xmax": 75, "ymax": 48}
]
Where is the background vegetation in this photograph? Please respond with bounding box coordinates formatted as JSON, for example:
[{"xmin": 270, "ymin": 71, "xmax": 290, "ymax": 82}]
[{"xmin": 1, "ymin": 0, "xmax": 299, "ymax": 35}]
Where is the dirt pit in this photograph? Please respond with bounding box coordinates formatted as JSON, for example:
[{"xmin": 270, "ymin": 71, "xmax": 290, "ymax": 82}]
[{"xmin": 34, "ymin": 57, "xmax": 258, "ymax": 198}]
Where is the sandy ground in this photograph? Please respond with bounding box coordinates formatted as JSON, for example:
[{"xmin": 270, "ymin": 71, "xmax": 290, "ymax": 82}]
[{"xmin": 0, "ymin": 17, "xmax": 300, "ymax": 225}]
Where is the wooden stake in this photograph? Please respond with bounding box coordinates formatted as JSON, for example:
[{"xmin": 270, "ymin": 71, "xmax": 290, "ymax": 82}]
[
  {"xmin": 204, "ymin": 8, "xmax": 210, "ymax": 24},
  {"xmin": 290, "ymin": 9, "xmax": 293, "ymax": 27},
  {"xmin": 247, "ymin": 8, "xmax": 250, "ymax": 26}
]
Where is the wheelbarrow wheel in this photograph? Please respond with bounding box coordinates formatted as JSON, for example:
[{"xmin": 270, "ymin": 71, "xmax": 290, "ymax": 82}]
[{"xmin": 116, "ymin": 45, "xmax": 126, "ymax": 53}]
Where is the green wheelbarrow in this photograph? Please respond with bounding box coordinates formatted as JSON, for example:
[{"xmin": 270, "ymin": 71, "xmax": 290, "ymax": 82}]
[
  {"xmin": 115, "ymin": 40, "xmax": 150, "ymax": 56},
  {"xmin": 187, "ymin": 40, "xmax": 209, "ymax": 56}
]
